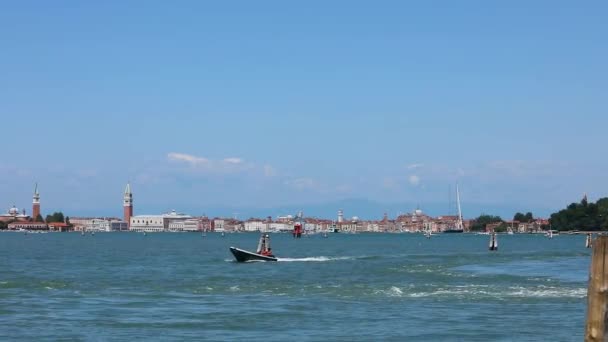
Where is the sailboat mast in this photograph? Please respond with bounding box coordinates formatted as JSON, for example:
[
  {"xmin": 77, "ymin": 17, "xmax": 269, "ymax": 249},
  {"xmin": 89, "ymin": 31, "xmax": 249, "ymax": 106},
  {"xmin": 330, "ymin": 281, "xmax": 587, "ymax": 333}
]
[{"xmin": 456, "ymin": 184, "xmax": 463, "ymax": 230}]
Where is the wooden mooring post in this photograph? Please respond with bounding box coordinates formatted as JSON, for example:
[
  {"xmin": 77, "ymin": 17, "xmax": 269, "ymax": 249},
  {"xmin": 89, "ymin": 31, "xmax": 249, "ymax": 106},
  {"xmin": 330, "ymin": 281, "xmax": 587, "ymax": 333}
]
[{"xmin": 585, "ymin": 235, "xmax": 608, "ymax": 341}]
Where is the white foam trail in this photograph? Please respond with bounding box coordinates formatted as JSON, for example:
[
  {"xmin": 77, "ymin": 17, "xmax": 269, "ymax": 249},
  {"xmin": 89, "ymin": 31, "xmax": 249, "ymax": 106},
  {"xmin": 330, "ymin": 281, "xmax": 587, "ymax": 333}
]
[
  {"xmin": 277, "ymin": 256, "xmax": 353, "ymax": 262},
  {"xmin": 400, "ymin": 285, "xmax": 587, "ymax": 299}
]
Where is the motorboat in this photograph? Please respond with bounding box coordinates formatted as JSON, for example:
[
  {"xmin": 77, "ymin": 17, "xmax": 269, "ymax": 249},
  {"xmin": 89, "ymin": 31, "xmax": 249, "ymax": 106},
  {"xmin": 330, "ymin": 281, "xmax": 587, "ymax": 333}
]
[
  {"xmin": 230, "ymin": 233, "xmax": 277, "ymax": 262},
  {"xmin": 229, "ymin": 247, "xmax": 278, "ymax": 262}
]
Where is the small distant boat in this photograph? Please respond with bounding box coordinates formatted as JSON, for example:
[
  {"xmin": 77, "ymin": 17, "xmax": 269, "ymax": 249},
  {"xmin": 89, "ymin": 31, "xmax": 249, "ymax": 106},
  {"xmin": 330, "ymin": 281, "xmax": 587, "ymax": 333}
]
[
  {"xmin": 586, "ymin": 234, "xmax": 592, "ymax": 248},
  {"xmin": 425, "ymin": 230, "xmax": 432, "ymax": 239},
  {"xmin": 143, "ymin": 232, "xmax": 147, "ymax": 236},
  {"xmin": 221, "ymin": 232, "xmax": 225, "ymax": 237},
  {"xmin": 230, "ymin": 233, "xmax": 277, "ymax": 262},
  {"xmin": 489, "ymin": 232, "xmax": 498, "ymax": 251},
  {"xmin": 547, "ymin": 230, "xmax": 553, "ymax": 239},
  {"xmin": 322, "ymin": 232, "xmax": 328, "ymax": 238},
  {"xmin": 443, "ymin": 229, "xmax": 464, "ymax": 233}
]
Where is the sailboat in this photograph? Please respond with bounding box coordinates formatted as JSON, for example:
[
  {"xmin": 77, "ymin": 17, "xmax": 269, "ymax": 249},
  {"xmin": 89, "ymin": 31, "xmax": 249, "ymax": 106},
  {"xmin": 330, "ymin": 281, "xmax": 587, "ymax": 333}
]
[
  {"xmin": 444, "ymin": 184, "xmax": 465, "ymax": 233},
  {"xmin": 586, "ymin": 234, "xmax": 592, "ymax": 248},
  {"xmin": 230, "ymin": 233, "xmax": 278, "ymax": 262},
  {"xmin": 489, "ymin": 232, "xmax": 498, "ymax": 251}
]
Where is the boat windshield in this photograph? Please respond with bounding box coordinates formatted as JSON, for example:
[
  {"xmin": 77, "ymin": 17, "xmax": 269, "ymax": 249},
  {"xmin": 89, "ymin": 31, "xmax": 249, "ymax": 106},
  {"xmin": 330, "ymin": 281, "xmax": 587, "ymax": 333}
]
[{"xmin": 256, "ymin": 234, "xmax": 271, "ymax": 254}]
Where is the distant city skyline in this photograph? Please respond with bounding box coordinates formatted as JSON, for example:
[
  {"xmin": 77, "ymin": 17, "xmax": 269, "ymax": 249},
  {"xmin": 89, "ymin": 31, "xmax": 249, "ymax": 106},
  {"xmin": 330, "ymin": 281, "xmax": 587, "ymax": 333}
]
[{"xmin": 1, "ymin": 2, "xmax": 607, "ymax": 219}]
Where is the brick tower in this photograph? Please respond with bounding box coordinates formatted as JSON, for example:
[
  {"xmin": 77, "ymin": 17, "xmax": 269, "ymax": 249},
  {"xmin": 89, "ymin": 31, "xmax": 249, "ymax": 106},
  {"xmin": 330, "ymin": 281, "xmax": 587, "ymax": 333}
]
[
  {"xmin": 123, "ymin": 182, "xmax": 133, "ymax": 227},
  {"xmin": 32, "ymin": 183, "xmax": 40, "ymax": 221}
]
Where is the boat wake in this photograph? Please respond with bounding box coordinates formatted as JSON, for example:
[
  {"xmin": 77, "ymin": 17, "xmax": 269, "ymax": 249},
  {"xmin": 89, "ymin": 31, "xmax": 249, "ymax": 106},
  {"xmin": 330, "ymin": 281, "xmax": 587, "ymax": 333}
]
[
  {"xmin": 373, "ymin": 284, "xmax": 586, "ymax": 299},
  {"xmin": 277, "ymin": 256, "xmax": 354, "ymax": 262}
]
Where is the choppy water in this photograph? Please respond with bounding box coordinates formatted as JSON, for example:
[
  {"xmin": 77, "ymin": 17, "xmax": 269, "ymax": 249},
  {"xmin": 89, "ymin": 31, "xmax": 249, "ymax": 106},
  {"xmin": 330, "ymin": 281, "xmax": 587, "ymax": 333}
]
[{"xmin": 0, "ymin": 232, "xmax": 590, "ymax": 341}]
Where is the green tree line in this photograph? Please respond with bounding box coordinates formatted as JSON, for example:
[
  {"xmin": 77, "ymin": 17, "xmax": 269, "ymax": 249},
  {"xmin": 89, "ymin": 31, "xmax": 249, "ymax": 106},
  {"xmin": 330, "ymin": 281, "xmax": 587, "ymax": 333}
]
[{"xmin": 549, "ymin": 197, "xmax": 608, "ymax": 231}]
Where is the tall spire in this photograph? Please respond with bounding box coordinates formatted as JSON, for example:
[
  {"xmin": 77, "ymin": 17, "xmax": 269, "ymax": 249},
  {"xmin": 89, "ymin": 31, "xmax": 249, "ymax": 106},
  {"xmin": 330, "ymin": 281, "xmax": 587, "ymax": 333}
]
[
  {"xmin": 33, "ymin": 182, "xmax": 40, "ymax": 204},
  {"xmin": 32, "ymin": 182, "xmax": 41, "ymax": 221},
  {"xmin": 123, "ymin": 182, "xmax": 133, "ymax": 227}
]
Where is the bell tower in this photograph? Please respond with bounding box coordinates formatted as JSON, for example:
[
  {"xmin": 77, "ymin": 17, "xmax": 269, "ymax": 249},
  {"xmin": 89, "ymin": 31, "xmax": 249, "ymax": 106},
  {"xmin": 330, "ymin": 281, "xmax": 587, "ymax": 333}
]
[
  {"xmin": 32, "ymin": 183, "xmax": 40, "ymax": 221},
  {"xmin": 123, "ymin": 182, "xmax": 133, "ymax": 226}
]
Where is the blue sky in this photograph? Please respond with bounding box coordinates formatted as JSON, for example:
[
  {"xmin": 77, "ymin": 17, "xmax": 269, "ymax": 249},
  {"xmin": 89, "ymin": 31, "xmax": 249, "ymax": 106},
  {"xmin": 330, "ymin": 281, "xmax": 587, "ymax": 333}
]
[{"xmin": 1, "ymin": 1, "xmax": 606, "ymax": 219}]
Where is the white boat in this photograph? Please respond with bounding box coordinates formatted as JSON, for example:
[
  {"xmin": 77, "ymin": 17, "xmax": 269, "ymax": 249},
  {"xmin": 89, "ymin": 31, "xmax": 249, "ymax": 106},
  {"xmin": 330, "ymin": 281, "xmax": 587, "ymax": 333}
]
[{"xmin": 425, "ymin": 229, "xmax": 432, "ymax": 239}]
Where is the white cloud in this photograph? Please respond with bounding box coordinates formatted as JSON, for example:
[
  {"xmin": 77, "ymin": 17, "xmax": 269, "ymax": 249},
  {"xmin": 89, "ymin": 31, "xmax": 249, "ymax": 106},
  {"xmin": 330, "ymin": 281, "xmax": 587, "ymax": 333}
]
[
  {"xmin": 223, "ymin": 157, "xmax": 243, "ymax": 164},
  {"xmin": 407, "ymin": 163, "xmax": 424, "ymax": 170},
  {"xmin": 167, "ymin": 153, "xmax": 254, "ymax": 174},
  {"xmin": 408, "ymin": 175, "xmax": 420, "ymax": 186},
  {"xmin": 167, "ymin": 152, "xmax": 208, "ymax": 165}
]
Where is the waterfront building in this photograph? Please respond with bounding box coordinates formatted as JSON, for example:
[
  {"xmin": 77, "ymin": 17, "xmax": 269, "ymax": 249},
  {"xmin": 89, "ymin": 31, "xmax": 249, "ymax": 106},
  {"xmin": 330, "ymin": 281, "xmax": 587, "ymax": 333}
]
[
  {"xmin": 366, "ymin": 222, "xmax": 380, "ymax": 232},
  {"xmin": 213, "ymin": 219, "xmax": 225, "ymax": 232},
  {"xmin": 69, "ymin": 217, "xmax": 95, "ymax": 231},
  {"xmin": 168, "ymin": 218, "xmax": 200, "ymax": 232},
  {"xmin": 48, "ymin": 222, "xmax": 71, "ymax": 232},
  {"xmin": 0, "ymin": 206, "xmax": 29, "ymax": 223},
  {"xmin": 129, "ymin": 209, "xmax": 192, "ymax": 232},
  {"xmin": 269, "ymin": 222, "xmax": 291, "ymax": 232},
  {"xmin": 199, "ymin": 216, "xmax": 212, "ymax": 232},
  {"xmin": 244, "ymin": 219, "xmax": 266, "ymax": 232},
  {"xmin": 222, "ymin": 219, "xmax": 243, "ymax": 232},
  {"xmin": 86, "ymin": 218, "xmax": 128, "ymax": 232},
  {"xmin": 8, "ymin": 222, "xmax": 48, "ymax": 230}
]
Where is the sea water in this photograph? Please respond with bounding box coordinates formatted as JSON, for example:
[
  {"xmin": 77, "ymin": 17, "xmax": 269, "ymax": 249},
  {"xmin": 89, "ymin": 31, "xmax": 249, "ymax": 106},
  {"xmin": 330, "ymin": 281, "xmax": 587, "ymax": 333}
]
[{"xmin": 0, "ymin": 232, "xmax": 589, "ymax": 341}]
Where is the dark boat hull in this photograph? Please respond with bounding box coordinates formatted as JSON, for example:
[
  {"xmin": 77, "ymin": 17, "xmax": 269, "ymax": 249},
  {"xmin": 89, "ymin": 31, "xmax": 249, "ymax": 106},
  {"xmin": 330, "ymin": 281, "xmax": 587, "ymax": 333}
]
[
  {"xmin": 443, "ymin": 229, "xmax": 464, "ymax": 233},
  {"xmin": 230, "ymin": 247, "xmax": 277, "ymax": 262}
]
